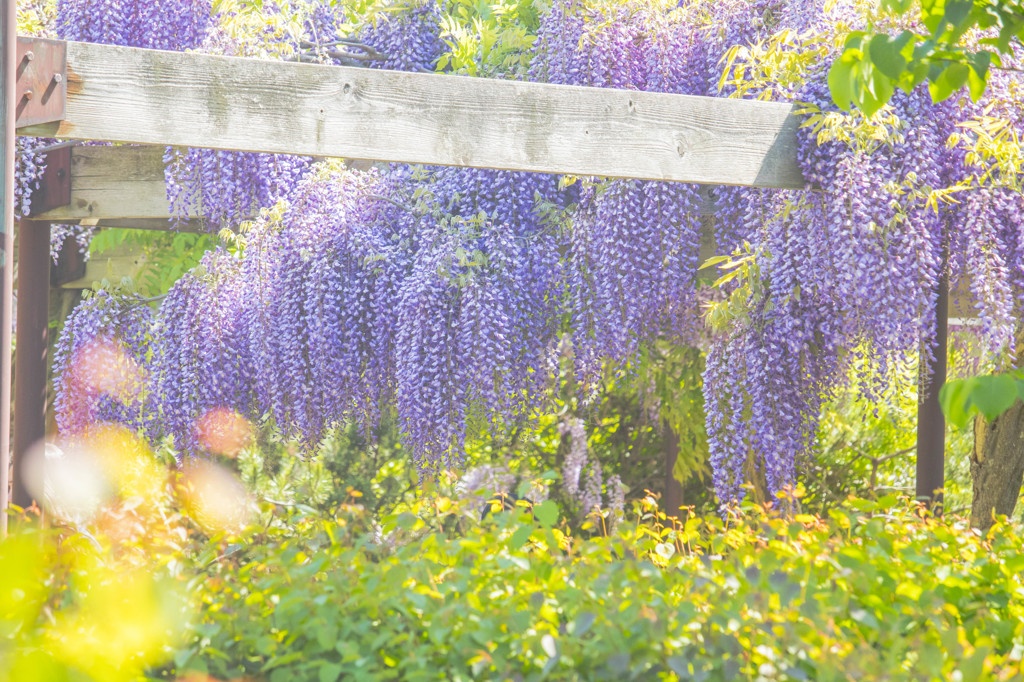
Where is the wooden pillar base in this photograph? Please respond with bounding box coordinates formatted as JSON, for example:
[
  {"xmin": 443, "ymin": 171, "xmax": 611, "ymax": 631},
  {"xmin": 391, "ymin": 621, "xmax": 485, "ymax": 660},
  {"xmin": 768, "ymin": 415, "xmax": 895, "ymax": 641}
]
[{"xmin": 12, "ymin": 219, "xmax": 50, "ymax": 510}]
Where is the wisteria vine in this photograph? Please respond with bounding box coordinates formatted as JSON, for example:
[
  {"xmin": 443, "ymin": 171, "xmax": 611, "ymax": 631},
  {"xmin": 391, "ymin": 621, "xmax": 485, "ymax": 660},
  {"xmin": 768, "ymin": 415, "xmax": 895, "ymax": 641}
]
[{"xmin": 49, "ymin": 0, "xmax": 1024, "ymax": 503}]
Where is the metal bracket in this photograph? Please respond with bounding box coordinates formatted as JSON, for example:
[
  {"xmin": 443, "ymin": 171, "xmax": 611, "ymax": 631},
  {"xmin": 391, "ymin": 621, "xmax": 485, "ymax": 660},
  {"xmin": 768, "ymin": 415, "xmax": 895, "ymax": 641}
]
[{"xmin": 15, "ymin": 37, "xmax": 67, "ymax": 128}]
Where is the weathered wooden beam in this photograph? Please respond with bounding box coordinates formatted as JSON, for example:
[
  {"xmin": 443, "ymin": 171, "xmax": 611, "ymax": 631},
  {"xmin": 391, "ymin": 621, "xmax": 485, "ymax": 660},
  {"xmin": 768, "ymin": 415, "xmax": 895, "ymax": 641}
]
[
  {"xmin": 28, "ymin": 145, "xmax": 212, "ymax": 228},
  {"xmin": 17, "ymin": 39, "xmax": 807, "ymax": 189},
  {"xmin": 91, "ymin": 218, "xmax": 210, "ymax": 231},
  {"xmin": 29, "ymin": 144, "xmax": 723, "ymax": 222},
  {"xmin": 32, "ymin": 144, "xmax": 176, "ymax": 221}
]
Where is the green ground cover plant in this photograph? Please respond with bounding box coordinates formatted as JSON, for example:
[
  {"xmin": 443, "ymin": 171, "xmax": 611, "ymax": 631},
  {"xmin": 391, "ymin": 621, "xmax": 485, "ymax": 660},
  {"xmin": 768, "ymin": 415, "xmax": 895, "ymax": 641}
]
[
  {"xmin": 166, "ymin": 496, "xmax": 1024, "ymax": 681},
  {"xmin": 13, "ymin": 490, "xmax": 1023, "ymax": 681},
  {"xmin": 3, "ymin": 424, "xmax": 1022, "ymax": 681}
]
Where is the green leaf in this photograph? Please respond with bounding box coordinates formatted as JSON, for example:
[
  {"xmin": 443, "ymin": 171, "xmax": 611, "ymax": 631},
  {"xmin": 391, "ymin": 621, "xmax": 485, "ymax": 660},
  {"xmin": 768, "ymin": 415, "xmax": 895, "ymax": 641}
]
[
  {"xmin": 939, "ymin": 376, "xmax": 979, "ymax": 430},
  {"xmin": 534, "ymin": 500, "xmax": 558, "ymax": 528},
  {"xmin": 959, "ymin": 648, "xmax": 990, "ymax": 681},
  {"xmin": 928, "ymin": 61, "xmax": 970, "ymax": 101},
  {"xmin": 971, "ymin": 374, "xmax": 1018, "ymax": 421},
  {"xmin": 868, "ymin": 34, "xmax": 908, "ymax": 79},
  {"xmin": 860, "ymin": 64, "xmax": 895, "ymax": 114},
  {"xmin": 828, "ymin": 51, "xmax": 856, "ymax": 111},
  {"xmin": 942, "ymin": 374, "xmax": 1019, "ymax": 426},
  {"xmin": 850, "ymin": 607, "xmax": 879, "ymax": 629},
  {"xmin": 966, "ymin": 51, "xmax": 992, "ymax": 100},
  {"xmin": 699, "ymin": 254, "xmax": 731, "ymax": 270},
  {"xmin": 939, "ymin": 1, "xmax": 975, "ymax": 42},
  {"xmin": 569, "ymin": 612, "xmax": 596, "ymax": 638},
  {"xmin": 667, "ymin": 656, "xmax": 690, "ymax": 676},
  {"xmin": 509, "ymin": 525, "xmax": 533, "ymax": 551},
  {"xmin": 921, "ymin": 0, "xmax": 946, "ymax": 33},
  {"xmin": 319, "ymin": 663, "xmax": 343, "ymax": 682},
  {"xmin": 316, "ymin": 624, "xmax": 338, "ymax": 651},
  {"xmin": 879, "ymin": 0, "xmax": 914, "ymax": 13}
]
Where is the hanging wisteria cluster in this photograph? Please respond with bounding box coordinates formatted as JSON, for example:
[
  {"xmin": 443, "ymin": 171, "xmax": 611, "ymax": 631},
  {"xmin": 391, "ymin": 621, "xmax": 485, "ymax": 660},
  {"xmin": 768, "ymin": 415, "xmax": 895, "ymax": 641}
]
[
  {"xmin": 56, "ymin": 0, "xmax": 212, "ymax": 50},
  {"xmin": 51, "ymin": 0, "xmax": 1024, "ymax": 501},
  {"xmin": 52, "ymin": 290, "xmax": 154, "ymax": 437},
  {"xmin": 164, "ymin": 148, "xmax": 312, "ymax": 230},
  {"xmin": 699, "ymin": 12, "xmax": 1024, "ymax": 499},
  {"xmin": 357, "ymin": 0, "xmax": 445, "ymax": 72}
]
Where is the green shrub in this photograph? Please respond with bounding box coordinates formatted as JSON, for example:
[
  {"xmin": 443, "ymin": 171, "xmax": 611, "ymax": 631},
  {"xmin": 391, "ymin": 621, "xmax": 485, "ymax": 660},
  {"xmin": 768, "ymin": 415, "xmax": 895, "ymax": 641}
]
[{"xmin": 170, "ymin": 496, "xmax": 1024, "ymax": 681}]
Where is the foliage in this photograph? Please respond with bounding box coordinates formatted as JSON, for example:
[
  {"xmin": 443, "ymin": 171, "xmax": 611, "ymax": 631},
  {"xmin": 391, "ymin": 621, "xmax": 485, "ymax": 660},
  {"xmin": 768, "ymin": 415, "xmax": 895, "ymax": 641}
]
[
  {"xmin": 708, "ymin": 0, "xmax": 1024, "ymax": 502},
  {"xmin": 0, "ymin": 397, "xmax": 1015, "ymax": 682},
  {"xmin": 940, "ymin": 369, "xmax": 1024, "ymax": 430},
  {"xmin": 166, "ymin": 494, "xmax": 1024, "ymax": 681},
  {"xmin": 235, "ymin": 416, "xmax": 423, "ymax": 516},
  {"xmin": 88, "ymin": 229, "xmax": 219, "ymax": 299},
  {"xmin": 0, "ymin": 527, "xmax": 191, "ymax": 681},
  {"xmin": 809, "ymin": 355, "xmax": 974, "ymax": 513},
  {"xmin": 0, "ymin": 425, "xmax": 204, "ymax": 682},
  {"xmin": 16, "ymin": 0, "xmax": 58, "ymax": 35},
  {"xmin": 437, "ymin": 0, "xmax": 541, "ymax": 77},
  {"xmin": 10, "ymin": 438, "xmax": 1022, "ymax": 682},
  {"xmin": 830, "ymin": 0, "xmax": 1024, "ymax": 115}
]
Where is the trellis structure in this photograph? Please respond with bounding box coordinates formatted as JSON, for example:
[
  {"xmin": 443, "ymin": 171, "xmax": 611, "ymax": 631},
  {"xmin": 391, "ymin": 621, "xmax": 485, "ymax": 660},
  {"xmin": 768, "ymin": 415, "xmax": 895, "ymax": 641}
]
[{"xmin": 0, "ymin": 12, "xmax": 950, "ymax": 529}]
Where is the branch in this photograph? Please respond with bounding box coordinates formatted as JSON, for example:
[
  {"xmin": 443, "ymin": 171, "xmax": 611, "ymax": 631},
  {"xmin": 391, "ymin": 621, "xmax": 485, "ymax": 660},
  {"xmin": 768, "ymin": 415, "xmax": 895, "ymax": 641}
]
[
  {"xmin": 322, "ymin": 48, "xmax": 386, "ymax": 63},
  {"xmin": 364, "ymin": 192, "xmax": 422, "ymax": 216},
  {"xmin": 299, "ymin": 38, "xmax": 389, "ymax": 60}
]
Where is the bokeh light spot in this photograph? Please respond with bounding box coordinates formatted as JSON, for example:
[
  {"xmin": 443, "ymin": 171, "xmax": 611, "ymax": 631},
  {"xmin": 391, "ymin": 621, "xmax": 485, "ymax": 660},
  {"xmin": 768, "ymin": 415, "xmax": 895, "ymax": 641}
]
[
  {"xmin": 194, "ymin": 407, "xmax": 253, "ymax": 458},
  {"xmin": 182, "ymin": 462, "xmax": 252, "ymax": 534}
]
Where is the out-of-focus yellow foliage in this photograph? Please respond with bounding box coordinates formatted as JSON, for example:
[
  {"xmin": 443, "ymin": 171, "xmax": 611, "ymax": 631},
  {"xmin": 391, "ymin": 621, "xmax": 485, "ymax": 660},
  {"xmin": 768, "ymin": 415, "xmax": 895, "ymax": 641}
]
[{"xmin": 0, "ymin": 420, "xmax": 258, "ymax": 681}]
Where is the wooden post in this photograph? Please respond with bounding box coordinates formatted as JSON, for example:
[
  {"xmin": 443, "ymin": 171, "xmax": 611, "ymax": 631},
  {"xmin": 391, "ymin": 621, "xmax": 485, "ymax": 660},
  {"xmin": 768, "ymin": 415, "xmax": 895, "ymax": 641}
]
[
  {"xmin": 12, "ymin": 219, "xmax": 49, "ymax": 511},
  {"xmin": 1, "ymin": 0, "xmax": 17, "ymax": 536},
  {"xmin": 916, "ymin": 257, "xmax": 948, "ymax": 513},
  {"xmin": 663, "ymin": 423, "xmax": 685, "ymax": 521}
]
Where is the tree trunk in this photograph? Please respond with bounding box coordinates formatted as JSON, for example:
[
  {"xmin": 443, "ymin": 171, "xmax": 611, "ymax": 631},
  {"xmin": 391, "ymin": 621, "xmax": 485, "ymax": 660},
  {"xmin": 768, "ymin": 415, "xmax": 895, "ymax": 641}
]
[{"xmin": 970, "ymin": 400, "xmax": 1024, "ymax": 530}]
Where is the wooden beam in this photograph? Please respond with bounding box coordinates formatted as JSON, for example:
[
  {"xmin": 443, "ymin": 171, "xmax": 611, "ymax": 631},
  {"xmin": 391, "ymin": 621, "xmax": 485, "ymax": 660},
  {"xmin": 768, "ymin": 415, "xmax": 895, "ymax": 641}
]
[
  {"xmin": 32, "ymin": 144, "xmax": 179, "ymax": 222},
  {"xmin": 90, "ymin": 218, "xmax": 210, "ymax": 231},
  {"xmin": 30, "ymin": 144, "xmax": 723, "ymax": 222},
  {"xmin": 18, "ymin": 39, "xmax": 807, "ymax": 189}
]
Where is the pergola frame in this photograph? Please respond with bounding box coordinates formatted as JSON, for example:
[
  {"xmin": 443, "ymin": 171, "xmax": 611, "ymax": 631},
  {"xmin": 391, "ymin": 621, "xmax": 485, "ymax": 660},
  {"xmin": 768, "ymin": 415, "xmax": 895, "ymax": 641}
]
[{"xmin": 0, "ymin": 23, "xmax": 949, "ymax": 529}]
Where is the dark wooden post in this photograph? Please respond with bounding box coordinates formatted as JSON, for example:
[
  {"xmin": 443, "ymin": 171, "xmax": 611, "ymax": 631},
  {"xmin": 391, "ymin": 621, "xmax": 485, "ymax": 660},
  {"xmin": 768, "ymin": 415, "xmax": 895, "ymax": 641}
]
[
  {"xmin": 916, "ymin": 259, "xmax": 948, "ymax": 513},
  {"xmin": 12, "ymin": 219, "xmax": 49, "ymax": 511},
  {"xmin": 663, "ymin": 423, "xmax": 685, "ymax": 521},
  {"xmin": 1, "ymin": 0, "xmax": 17, "ymax": 535}
]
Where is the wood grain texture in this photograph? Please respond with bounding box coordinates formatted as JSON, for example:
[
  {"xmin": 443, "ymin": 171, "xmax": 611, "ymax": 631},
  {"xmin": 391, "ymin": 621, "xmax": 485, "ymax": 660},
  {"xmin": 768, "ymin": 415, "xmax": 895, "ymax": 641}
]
[
  {"xmin": 30, "ymin": 145, "xmax": 726, "ymax": 222},
  {"xmin": 31, "ymin": 145, "xmax": 215, "ymax": 229},
  {"xmin": 32, "ymin": 144, "xmax": 175, "ymax": 221},
  {"xmin": 19, "ymin": 40, "xmax": 807, "ymax": 189}
]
